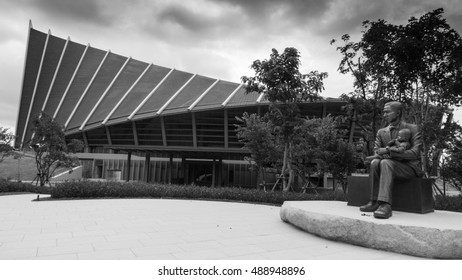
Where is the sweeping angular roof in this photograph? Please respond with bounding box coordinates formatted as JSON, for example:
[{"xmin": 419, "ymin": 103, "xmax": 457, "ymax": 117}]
[
  {"xmin": 15, "ymin": 24, "xmax": 349, "ymax": 151},
  {"xmin": 15, "ymin": 25, "xmax": 268, "ymax": 145}
]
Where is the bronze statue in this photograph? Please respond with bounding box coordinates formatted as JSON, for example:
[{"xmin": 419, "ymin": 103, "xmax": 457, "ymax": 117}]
[
  {"xmin": 365, "ymin": 128, "xmax": 412, "ymax": 162},
  {"xmin": 360, "ymin": 101, "xmax": 423, "ymax": 219}
]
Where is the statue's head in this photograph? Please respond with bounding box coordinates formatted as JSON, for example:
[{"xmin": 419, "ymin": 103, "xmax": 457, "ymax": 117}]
[
  {"xmin": 397, "ymin": 128, "xmax": 411, "ymax": 142},
  {"xmin": 383, "ymin": 101, "xmax": 403, "ymax": 124}
]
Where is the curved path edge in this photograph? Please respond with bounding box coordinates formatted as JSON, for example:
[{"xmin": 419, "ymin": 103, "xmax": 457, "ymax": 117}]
[{"xmin": 280, "ymin": 201, "xmax": 462, "ymax": 259}]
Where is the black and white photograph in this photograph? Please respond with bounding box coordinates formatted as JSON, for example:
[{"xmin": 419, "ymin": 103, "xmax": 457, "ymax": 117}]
[{"xmin": 1, "ymin": 0, "xmax": 461, "ymax": 279}]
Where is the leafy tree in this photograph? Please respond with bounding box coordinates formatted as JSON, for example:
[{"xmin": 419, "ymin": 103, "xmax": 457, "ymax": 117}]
[
  {"xmin": 0, "ymin": 127, "xmax": 15, "ymax": 165},
  {"xmin": 235, "ymin": 112, "xmax": 279, "ymax": 186},
  {"xmin": 441, "ymin": 127, "xmax": 462, "ymax": 191},
  {"xmin": 331, "ymin": 8, "xmax": 462, "ymax": 176},
  {"xmin": 304, "ymin": 116, "xmax": 360, "ymax": 192},
  {"xmin": 30, "ymin": 113, "xmax": 83, "ymax": 186},
  {"xmin": 237, "ymin": 112, "xmax": 361, "ymax": 192},
  {"xmin": 241, "ymin": 47, "xmax": 327, "ymax": 191},
  {"xmin": 290, "ymin": 117, "xmax": 322, "ymax": 188}
]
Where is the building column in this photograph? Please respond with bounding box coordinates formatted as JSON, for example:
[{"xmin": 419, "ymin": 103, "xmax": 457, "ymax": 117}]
[
  {"xmin": 168, "ymin": 154, "xmax": 173, "ymax": 184},
  {"xmin": 218, "ymin": 158, "xmax": 223, "ymax": 187},
  {"xmin": 212, "ymin": 158, "xmax": 216, "ymax": 187},
  {"xmin": 181, "ymin": 157, "xmax": 186, "ymax": 185},
  {"xmin": 126, "ymin": 151, "xmax": 132, "ymax": 182},
  {"xmin": 144, "ymin": 151, "xmax": 151, "ymax": 182}
]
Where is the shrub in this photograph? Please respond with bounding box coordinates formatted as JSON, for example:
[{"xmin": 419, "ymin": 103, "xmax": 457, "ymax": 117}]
[
  {"xmin": 4, "ymin": 177, "xmax": 462, "ymax": 212},
  {"xmin": 434, "ymin": 194, "xmax": 462, "ymax": 212},
  {"xmin": 4, "ymin": 178, "xmax": 462, "ymax": 212},
  {"xmin": 50, "ymin": 180, "xmax": 346, "ymax": 206},
  {"xmin": 0, "ymin": 178, "xmax": 51, "ymax": 194}
]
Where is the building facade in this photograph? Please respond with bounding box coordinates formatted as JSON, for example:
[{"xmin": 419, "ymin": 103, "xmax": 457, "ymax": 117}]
[{"xmin": 16, "ymin": 23, "xmax": 353, "ymax": 187}]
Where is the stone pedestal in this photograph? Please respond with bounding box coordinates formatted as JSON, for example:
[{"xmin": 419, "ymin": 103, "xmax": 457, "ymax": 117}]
[
  {"xmin": 280, "ymin": 201, "xmax": 462, "ymax": 259},
  {"xmin": 347, "ymin": 175, "xmax": 434, "ymax": 214}
]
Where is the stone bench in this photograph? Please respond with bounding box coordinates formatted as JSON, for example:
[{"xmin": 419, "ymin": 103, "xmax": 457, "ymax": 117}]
[{"xmin": 347, "ymin": 175, "xmax": 434, "ymax": 214}]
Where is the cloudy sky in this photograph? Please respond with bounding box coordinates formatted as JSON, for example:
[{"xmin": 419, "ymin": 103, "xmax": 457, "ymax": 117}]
[{"xmin": 1, "ymin": 0, "xmax": 462, "ymax": 132}]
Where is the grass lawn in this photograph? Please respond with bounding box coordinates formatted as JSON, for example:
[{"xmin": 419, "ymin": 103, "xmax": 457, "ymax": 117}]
[
  {"xmin": 0, "ymin": 151, "xmax": 72, "ymax": 182},
  {"xmin": 0, "ymin": 152, "xmax": 37, "ymax": 181}
]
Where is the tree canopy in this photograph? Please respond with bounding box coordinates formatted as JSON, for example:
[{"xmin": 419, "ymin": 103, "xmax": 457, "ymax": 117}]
[
  {"xmin": 332, "ymin": 8, "xmax": 462, "ymax": 106},
  {"xmin": 240, "ymin": 47, "xmax": 328, "ymax": 191},
  {"xmin": 30, "ymin": 113, "xmax": 83, "ymax": 186},
  {"xmin": 237, "ymin": 47, "xmax": 360, "ymax": 191},
  {"xmin": 331, "ymin": 8, "xmax": 462, "ymax": 176}
]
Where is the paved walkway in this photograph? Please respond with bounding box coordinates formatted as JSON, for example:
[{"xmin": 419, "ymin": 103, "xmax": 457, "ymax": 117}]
[{"xmin": 0, "ymin": 194, "xmax": 422, "ymax": 260}]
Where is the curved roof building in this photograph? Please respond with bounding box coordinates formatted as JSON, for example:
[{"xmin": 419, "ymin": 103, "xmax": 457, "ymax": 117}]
[{"xmin": 15, "ymin": 23, "xmax": 351, "ymax": 186}]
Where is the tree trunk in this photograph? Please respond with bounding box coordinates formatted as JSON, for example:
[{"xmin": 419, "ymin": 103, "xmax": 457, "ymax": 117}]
[
  {"xmin": 38, "ymin": 171, "xmax": 46, "ymax": 187},
  {"xmin": 283, "ymin": 141, "xmax": 295, "ymax": 192},
  {"xmin": 281, "ymin": 142, "xmax": 289, "ymax": 191},
  {"xmin": 257, "ymin": 167, "xmax": 264, "ymax": 190},
  {"xmin": 370, "ymin": 100, "xmax": 378, "ymax": 155},
  {"xmin": 431, "ymin": 149, "xmax": 442, "ymax": 177},
  {"xmin": 286, "ymin": 168, "xmax": 294, "ymax": 192}
]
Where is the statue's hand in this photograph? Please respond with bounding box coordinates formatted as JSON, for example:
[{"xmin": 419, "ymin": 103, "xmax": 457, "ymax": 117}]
[
  {"xmin": 376, "ymin": 148, "xmax": 390, "ymax": 155},
  {"xmin": 382, "ymin": 154, "xmax": 392, "ymax": 159}
]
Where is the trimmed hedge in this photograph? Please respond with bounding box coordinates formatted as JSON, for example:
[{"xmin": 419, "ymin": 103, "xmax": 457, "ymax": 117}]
[
  {"xmin": 0, "ymin": 178, "xmax": 51, "ymax": 194},
  {"xmin": 434, "ymin": 194, "xmax": 462, "ymax": 213},
  {"xmin": 3, "ymin": 178, "xmax": 462, "ymax": 212},
  {"xmin": 48, "ymin": 180, "xmax": 462, "ymax": 211},
  {"xmin": 50, "ymin": 180, "xmax": 345, "ymax": 206}
]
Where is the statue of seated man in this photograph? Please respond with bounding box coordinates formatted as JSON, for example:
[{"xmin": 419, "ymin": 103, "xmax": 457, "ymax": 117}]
[
  {"xmin": 365, "ymin": 128, "xmax": 412, "ymax": 162},
  {"xmin": 360, "ymin": 101, "xmax": 423, "ymax": 219}
]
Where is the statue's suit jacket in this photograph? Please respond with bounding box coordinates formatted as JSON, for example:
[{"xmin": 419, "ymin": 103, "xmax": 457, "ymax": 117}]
[{"xmin": 373, "ymin": 121, "xmax": 423, "ymax": 177}]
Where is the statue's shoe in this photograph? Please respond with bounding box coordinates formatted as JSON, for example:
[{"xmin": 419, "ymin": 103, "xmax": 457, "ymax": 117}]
[
  {"xmin": 374, "ymin": 204, "xmax": 392, "ymax": 219},
  {"xmin": 360, "ymin": 201, "xmax": 379, "ymax": 212}
]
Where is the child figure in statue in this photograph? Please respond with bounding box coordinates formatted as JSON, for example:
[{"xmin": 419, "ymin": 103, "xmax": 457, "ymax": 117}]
[{"xmin": 365, "ymin": 128, "xmax": 412, "ymax": 163}]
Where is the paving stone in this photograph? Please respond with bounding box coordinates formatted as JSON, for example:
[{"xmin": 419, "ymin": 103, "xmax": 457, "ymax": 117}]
[
  {"xmin": 78, "ymin": 249, "xmax": 137, "ymax": 260},
  {"xmin": 57, "ymin": 236, "xmax": 107, "ymax": 246},
  {"xmin": 23, "ymin": 232, "xmax": 73, "ymax": 242},
  {"xmin": 177, "ymin": 240, "xmax": 223, "ymax": 252},
  {"xmin": 104, "ymin": 233, "xmax": 151, "ymax": 242},
  {"xmin": 92, "ymin": 240, "xmax": 144, "ymax": 251},
  {"xmin": 72, "ymin": 230, "xmax": 117, "ymax": 238},
  {"xmin": 131, "ymin": 244, "xmax": 184, "ymax": 257},
  {"xmin": 37, "ymin": 244, "xmax": 94, "ymax": 257},
  {"xmin": 1, "ymin": 239, "xmax": 57, "ymax": 250},
  {"xmin": 25, "ymin": 253, "xmax": 79, "ymax": 260},
  {"xmin": 0, "ymin": 247, "xmax": 37, "ymax": 259},
  {"xmin": 217, "ymin": 244, "xmax": 267, "ymax": 257},
  {"xmin": 0, "ymin": 194, "xmax": 428, "ymax": 260},
  {"xmin": 172, "ymin": 249, "xmax": 228, "ymax": 260},
  {"xmin": 0, "ymin": 233, "xmax": 24, "ymax": 243}
]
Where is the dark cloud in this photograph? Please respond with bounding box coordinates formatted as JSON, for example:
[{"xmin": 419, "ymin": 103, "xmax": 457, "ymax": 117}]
[
  {"xmin": 320, "ymin": 1, "xmax": 392, "ymax": 38},
  {"xmin": 15, "ymin": 0, "xmax": 132, "ymax": 26},
  {"xmin": 149, "ymin": 0, "xmax": 334, "ymax": 48},
  {"xmin": 217, "ymin": 0, "xmax": 333, "ymax": 21},
  {"xmin": 158, "ymin": 5, "xmax": 224, "ymax": 33},
  {"xmin": 154, "ymin": 0, "xmax": 334, "ymax": 36},
  {"xmin": 142, "ymin": 2, "xmax": 248, "ymax": 48},
  {"xmin": 318, "ymin": 0, "xmax": 462, "ymax": 41}
]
